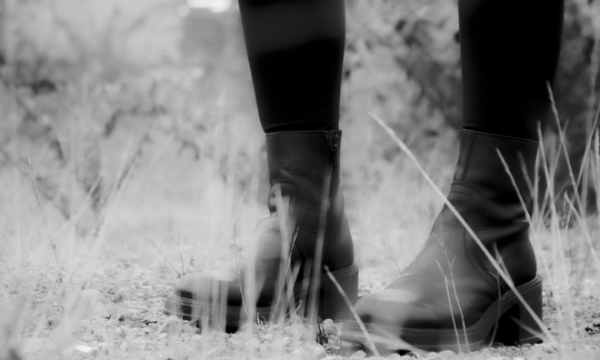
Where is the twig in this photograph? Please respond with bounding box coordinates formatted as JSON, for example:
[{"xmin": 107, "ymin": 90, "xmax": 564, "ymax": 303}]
[
  {"xmin": 323, "ymin": 266, "xmax": 381, "ymax": 357},
  {"xmin": 28, "ymin": 157, "xmax": 60, "ymax": 269},
  {"xmin": 383, "ymin": 232, "xmax": 402, "ymax": 274},
  {"xmin": 104, "ymin": 203, "xmax": 180, "ymax": 277}
]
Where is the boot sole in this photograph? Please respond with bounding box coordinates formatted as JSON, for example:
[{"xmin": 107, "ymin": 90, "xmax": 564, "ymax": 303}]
[
  {"xmin": 343, "ymin": 275, "xmax": 543, "ymax": 353},
  {"xmin": 168, "ymin": 263, "xmax": 359, "ymax": 332}
]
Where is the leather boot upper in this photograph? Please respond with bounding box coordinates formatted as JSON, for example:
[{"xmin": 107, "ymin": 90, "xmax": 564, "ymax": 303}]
[
  {"xmin": 174, "ymin": 130, "xmax": 355, "ymax": 312},
  {"xmin": 355, "ymin": 130, "xmax": 539, "ymax": 330}
]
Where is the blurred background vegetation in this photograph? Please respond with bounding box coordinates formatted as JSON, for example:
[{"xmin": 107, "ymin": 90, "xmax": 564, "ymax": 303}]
[{"xmin": 0, "ymin": 0, "xmax": 599, "ymax": 235}]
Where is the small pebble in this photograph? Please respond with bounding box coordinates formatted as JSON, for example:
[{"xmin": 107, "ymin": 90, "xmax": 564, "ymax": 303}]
[
  {"xmin": 46, "ymin": 316, "xmax": 60, "ymax": 330},
  {"xmin": 438, "ymin": 350, "xmax": 457, "ymax": 358},
  {"xmin": 350, "ymin": 350, "xmax": 366, "ymax": 359},
  {"xmin": 244, "ymin": 338, "xmax": 260, "ymax": 352},
  {"xmin": 158, "ymin": 316, "xmax": 182, "ymax": 335},
  {"xmin": 312, "ymin": 344, "xmax": 326, "ymax": 357},
  {"xmin": 323, "ymin": 319, "xmax": 338, "ymax": 337},
  {"xmin": 81, "ymin": 289, "xmax": 102, "ymax": 304},
  {"xmin": 112, "ymin": 288, "xmax": 129, "ymax": 303},
  {"xmin": 117, "ymin": 309, "xmax": 132, "ymax": 322}
]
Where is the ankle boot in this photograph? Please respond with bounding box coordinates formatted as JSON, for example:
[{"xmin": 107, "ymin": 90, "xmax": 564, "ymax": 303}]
[
  {"xmin": 345, "ymin": 130, "xmax": 542, "ymax": 353},
  {"xmin": 167, "ymin": 130, "xmax": 358, "ymax": 331}
]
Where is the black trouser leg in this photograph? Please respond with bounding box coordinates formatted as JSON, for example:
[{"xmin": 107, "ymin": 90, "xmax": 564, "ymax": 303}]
[
  {"xmin": 238, "ymin": 0, "xmax": 345, "ymax": 133},
  {"xmin": 459, "ymin": 0, "xmax": 564, "ymax": 140}
]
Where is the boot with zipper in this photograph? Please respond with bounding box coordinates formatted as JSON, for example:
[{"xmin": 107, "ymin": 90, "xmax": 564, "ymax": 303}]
[
  {"xmin": 345, "ymin": 130, "xmax": 542, "ymax": 353},
  {"xmin": 167, "ymin": 130, "xmax": 358, "ymax": 331}
]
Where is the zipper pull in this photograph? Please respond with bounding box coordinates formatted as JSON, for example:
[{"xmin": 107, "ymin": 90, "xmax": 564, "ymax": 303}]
[
  {"xmin": 330, "ymin": 131, "xmax": 339, "ymax": 152},
  {"xmin": 329, "ymin": 131, "xmax": 339, "ymax": 173}
]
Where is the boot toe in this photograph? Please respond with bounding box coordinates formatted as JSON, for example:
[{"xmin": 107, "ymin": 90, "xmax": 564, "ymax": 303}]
[
  {"xmin": 342, "ymin": 293, "xmax": 428, "ymax": 354},
  {"xmin": 354, "ymin": 290, "xmax": 438, "ymax": 329}
]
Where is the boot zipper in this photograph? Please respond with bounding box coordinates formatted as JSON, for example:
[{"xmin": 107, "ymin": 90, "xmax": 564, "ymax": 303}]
[
  {"xmin": 329, "ymin": 131, "xmax": 339, "ymax": 172},
  {"xmin": 328, "ymin": 131, "xmax": 339, "ymax": 212},
  {"xmin": 330, "ymin": 131, "xmax": 339, "ymax": 152},
  {"xmin": 323, "ymin": 131, "xmax": 339, "ymax": 265}
]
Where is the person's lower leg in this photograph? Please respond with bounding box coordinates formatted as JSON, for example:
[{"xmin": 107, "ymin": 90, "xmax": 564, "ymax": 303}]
[
  {"xmin": 239, "ymin": 0, "xmax": 345, "ymax": 133},
  {"xmin": 460, "ymin": 0, "xmax": 564, "ymax": 139},
  {"xmin": 168, "ymin": 0, "xmax": 357, "ymax": 330},
  {"xmin": 348, "ymin": 0, "xmax": 564, "ymax": 352}
]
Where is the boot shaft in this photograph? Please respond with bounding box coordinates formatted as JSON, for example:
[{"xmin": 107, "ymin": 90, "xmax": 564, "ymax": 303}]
[
  {"xmin": 452, "ymin": 130, "xmax": 539, "ymax": 289},
  {"xmin": 264, "ymin": 130, "xmax": 342, "ymax": 236},
  {"xmin": 454, "ymin": 130, "xmax": 538, "ymax": 204},
  {"xmin": 266, "ymin": 130, "xmax": 341, "ymax": 198},
  {"xmin": 264, "ymin": 130, "xmax": 353, "ymax": 272}
]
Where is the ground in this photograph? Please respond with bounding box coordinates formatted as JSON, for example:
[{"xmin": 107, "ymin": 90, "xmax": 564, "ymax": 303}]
[{"xmin": 2, "ymin": 121, "xmax": 600, "ymax": 359}]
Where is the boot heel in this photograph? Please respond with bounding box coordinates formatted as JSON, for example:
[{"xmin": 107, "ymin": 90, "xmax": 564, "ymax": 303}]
[
  {"xmin": 494, "ymin": 276, "xmax": 543, "ymax": 346},
  {"xmin": 318, "ymin": 264, "xmax": 359, "ymax": 321}
]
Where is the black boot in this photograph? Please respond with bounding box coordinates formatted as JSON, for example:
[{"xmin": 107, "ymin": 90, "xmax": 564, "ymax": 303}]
[
  {"xmin": 168, "ymin": 130, "xmax": 358, "ymax": 331},
  {"xmin": 346, "ymin": 130, "xmax": 542, "ymax": 352}
]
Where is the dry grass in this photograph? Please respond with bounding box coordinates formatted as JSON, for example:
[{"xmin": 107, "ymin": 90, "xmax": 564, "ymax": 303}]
[{"xmin": 0, "ymin": 70, "xmax": 600, "ymax": 360}]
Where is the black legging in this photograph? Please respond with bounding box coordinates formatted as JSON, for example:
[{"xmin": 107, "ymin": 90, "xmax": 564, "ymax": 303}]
[{"xmin": 239, "ymin": 0, "xmax": 564, "ymax": 140}]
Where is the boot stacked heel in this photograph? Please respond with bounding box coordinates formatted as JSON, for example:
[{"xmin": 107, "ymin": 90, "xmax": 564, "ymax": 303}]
[
  {"xmin": 318, "ymin": 264, "xmax": 359, "ymax": 321},
  {"xmin": 493, "ymin": 276, "xmax": 544, "ymax": 346},
  {"xmin": 342, "ymin": 276, "xmax": 544, "ymax": 353}
]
